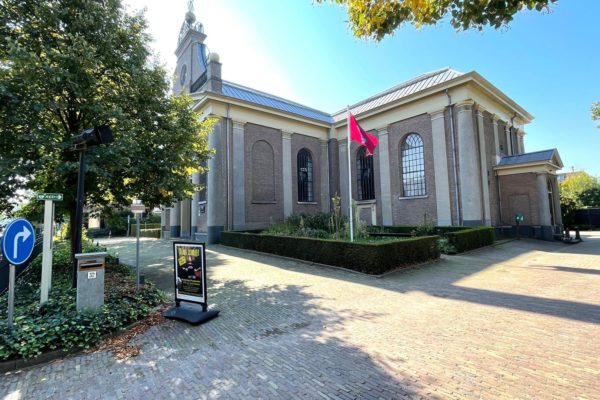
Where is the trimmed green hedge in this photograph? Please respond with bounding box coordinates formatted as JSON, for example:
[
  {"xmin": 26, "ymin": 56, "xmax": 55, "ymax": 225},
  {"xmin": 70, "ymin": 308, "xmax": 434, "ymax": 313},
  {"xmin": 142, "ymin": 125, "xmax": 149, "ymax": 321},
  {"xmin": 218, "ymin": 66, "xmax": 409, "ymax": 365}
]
[
  {"xmin": 445, "ymin": 227, "xmax": 495, "ymax": 253},
  {"xmin": 131, "ymin": 223, "xmax": 161, "ymax": 236},
  {"xmin": 369, "ymin": 225, "xmax": 470, "ymax": 234},
  {"xmin": 221, "ymin": 232, "xmax": 440, "ymax": 275}
]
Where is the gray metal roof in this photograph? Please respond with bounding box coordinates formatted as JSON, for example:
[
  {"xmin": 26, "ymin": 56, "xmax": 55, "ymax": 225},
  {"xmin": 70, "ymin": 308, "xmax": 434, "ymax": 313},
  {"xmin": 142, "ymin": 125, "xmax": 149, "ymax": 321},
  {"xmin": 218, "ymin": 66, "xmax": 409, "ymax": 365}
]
[
  {"xmin": 331, "ymin": 68, "xmax": 463, "ymax": 122},
  {"xmin": 207, "ymin": 68, "xmax": 464, "ymax": 125},
  {"xmin": 220, "ymin": 81, "xmax": 334, "ymax": 124},
  {"xmin": 497, "ymin": 149, "xmax": 560, "ymax": 166}
]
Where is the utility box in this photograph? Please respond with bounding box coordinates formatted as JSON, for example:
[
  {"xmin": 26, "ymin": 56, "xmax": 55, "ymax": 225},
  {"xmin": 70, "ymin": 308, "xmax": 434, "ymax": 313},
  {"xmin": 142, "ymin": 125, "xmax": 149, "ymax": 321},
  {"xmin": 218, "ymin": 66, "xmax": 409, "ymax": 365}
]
[{"xmin": 75, "ymin": 252, "xmax": 107, "ymax": 311}]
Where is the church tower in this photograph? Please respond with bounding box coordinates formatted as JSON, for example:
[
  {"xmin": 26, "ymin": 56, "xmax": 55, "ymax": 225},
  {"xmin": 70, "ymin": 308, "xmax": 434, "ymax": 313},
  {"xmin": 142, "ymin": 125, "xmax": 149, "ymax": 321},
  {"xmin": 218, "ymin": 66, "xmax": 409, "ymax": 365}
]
[{"xmin": 173, "ymin": 0, "xmax": 209, "ymax": 95}]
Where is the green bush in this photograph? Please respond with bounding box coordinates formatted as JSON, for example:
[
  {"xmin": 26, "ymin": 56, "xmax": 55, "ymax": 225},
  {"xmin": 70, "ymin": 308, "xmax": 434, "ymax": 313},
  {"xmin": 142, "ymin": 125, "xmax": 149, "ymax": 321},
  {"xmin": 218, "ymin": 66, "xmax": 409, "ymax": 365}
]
[
  {"xmin": 0, "ymin": 242, "xmax": 166, "ymax": 361},
  {"xmin": 221, "ymin": 231, "xmax": 440, "ymax": 275},
  {"xmin": 444, "ymin": 227, "xmax": 495, "ymax": 253}
]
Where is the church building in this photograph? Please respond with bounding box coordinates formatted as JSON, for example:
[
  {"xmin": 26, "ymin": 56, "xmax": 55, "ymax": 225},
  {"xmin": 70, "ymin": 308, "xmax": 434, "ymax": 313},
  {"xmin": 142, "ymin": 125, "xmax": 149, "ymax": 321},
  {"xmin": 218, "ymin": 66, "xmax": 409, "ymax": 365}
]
[{"xmin": 161, "ymin": 6, "xmax": 564, "ymax": 243}]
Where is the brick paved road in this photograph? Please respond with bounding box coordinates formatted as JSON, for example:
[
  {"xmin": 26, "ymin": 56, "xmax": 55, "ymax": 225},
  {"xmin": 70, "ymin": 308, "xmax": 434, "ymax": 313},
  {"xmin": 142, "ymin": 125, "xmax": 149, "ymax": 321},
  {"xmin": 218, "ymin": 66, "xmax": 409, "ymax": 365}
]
[{"xmin": 2, "ymin": 234, "xmax": 599, "ymax": 399}]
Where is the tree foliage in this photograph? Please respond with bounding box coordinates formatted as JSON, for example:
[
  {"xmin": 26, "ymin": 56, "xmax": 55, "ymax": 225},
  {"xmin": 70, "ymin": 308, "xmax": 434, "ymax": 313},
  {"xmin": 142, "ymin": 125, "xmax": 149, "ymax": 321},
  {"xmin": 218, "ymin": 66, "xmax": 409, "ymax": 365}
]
[
  {"xmin": 0, "ymin": 1, "xmax": 214, "ymax": 237},
  {"xmin": 559, "ymin": 171, "xmax": 600, "ymax": 227},
  {"xmin": 319, "ymin": 0, "xmax": 557, "ymax": 41},
  {"xmin": 593, "ymin": 101, "xmax": 600, "ymax": 128}
]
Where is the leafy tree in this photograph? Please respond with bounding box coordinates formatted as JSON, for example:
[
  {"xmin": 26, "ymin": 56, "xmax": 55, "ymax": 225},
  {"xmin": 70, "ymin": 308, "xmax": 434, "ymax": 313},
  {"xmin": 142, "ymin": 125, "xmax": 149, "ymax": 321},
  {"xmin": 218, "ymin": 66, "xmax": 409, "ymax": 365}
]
[
  {"xmin": 319, "ymin": 0, "xmax": 557, "ymax": 41},
  {"xmin": 559, "ymin": 171, "xmax": 600, "ymax": 227},
  {"xmin": 0, "ymin": 0, "xmax": 214, "ymax": 257},
  {"xmin": 593, "ymin": 101, "xmax": 600, "ymax": 128}
]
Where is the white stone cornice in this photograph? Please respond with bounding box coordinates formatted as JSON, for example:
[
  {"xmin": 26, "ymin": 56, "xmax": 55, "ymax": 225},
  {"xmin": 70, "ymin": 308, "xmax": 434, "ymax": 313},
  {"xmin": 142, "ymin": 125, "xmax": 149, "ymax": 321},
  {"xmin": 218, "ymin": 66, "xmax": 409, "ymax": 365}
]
[
  {"xmin": 491, "ymin": 114, "xmax": 500, "ymax": 125},
  {"xmin": 516, "ymin": 128, "xmax": 526, "ymax": 137},
  {"xmin": 455, "ymin": 99, "xmax": 475, "ymax": 112},
  {"xmin": 281, "ymin": 131, "xmax": 293, "ymax": 140},
  {"xmin": 377, "ymin": 127, "xmax": 389, "ymax": 136},
  {"xmin": 232, "ymin": 121, "xmax": 245, "ymax": 131},
  {"xmin": 429, "ymin": 109, "xmax": 445, "ymax": 121},
  {"xmin": 474, "ymin": 103, "xmax": 486, "ymax": 115}
]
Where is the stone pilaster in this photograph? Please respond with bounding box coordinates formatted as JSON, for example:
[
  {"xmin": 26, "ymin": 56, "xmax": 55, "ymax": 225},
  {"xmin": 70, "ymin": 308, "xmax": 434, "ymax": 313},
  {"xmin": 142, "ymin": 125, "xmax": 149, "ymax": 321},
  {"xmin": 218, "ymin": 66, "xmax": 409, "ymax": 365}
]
[
  {"xmin": 339, "ymin": 140, "xmax": 349, "ymax": 215},
  {"xmin": 537, "ymin": 173, "xmax": 552, "ymax": 226},
  {"xmin": 517, "ymin": 128, "xmax": 526, "ymax": 154},
  {"xmin": 281, "ymin": 131, "xmax": 293, "ymax": 218},
  {"xmin": 232, "ymin": 121, "xmax": 246, "ymax": 228},
  {"xmin": 492, "ymin": 114, "xmax": 501, "ymax": 163},
  {"xmin": 505, "ymin": 124, "xmax": 513, "ymax": 156},
  {"xmin": 170, "ymin": 202, "xmax": 181, "ymax": 238},
  {"xmin": 320, "ymin": 139, "xmax": 330, "ymax": 213},
  {"xmin": 207, "ymin": 118, "xmax": 225, "ymax": 243},
  {"xmin": 456, "ymin": 100, "xmax": 483, "ymax": 225},
  {"xmin": 430, "ymin": 110, "xmax": 452, "ymax": 226},
  {"xmin": 377, "ymin": 128, "xmax": 393, "ymax": 225},
  {"xmin": 475, "ymin": 105, "xmax": 491, "ymax": 226},
  {"xmin": 191, "ymin": 172, "xmax": 200, "ymax": 235}
]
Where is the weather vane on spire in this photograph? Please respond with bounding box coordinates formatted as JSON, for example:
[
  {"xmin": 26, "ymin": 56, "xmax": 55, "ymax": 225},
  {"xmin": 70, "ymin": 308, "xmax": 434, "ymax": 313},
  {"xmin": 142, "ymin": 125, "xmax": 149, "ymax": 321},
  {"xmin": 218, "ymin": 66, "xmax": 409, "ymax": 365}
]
[
  {"xmin": 178, "ymin": 0, "xmax": 204, "ymax": 44},
  {"xmin": 187, "ymin": 0, "xmax": 194, "ymax": 13}
]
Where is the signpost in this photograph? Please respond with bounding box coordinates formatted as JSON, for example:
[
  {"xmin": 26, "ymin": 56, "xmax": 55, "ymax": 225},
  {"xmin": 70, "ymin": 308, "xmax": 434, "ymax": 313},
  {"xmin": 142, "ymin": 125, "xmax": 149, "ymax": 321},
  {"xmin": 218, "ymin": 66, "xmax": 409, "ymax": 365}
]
[
  {"xmin": 131, "ymin": 202, "xmax": 145, "ymax": 289},
  {"xmin": 37, "ymin": 193, "xmax": 62, "ymax": 304},
  {"xmin": 163, "ymin": 241, "xmax": 219, "ymax": 325},
  {"xmin": 1, "ymin": 218, "xmax": 35, "ymax": 328}
]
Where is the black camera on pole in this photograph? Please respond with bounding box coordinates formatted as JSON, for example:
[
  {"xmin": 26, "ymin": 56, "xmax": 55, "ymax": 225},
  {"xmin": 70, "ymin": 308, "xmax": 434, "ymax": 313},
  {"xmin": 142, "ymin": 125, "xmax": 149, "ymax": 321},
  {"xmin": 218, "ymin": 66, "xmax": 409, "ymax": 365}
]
[
  {"xmin": 73, "ymin": 125, "xmax": 114, "ymax": 150},
  {"xmin": 71, "ymin": 124, "xmax": 114, "ymax": 288}
]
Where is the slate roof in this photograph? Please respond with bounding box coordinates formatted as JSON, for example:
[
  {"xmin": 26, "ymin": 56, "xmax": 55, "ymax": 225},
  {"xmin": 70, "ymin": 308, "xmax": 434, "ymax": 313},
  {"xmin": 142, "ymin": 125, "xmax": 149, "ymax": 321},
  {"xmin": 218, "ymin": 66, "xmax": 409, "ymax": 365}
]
[
  {"xmin": 331, "ymin": 68, "xmax": 464, "ymax": 122},
  {"xmin": 220, "ymin": 81, "xmax": 334, "ymax": 124},
  {"xmin": 497, "ymin": 149, "xmax": 561, "ymax": 167},
  {"xmin": 209, "ymin": 68, "xmax": 464, "ymax": 124}
]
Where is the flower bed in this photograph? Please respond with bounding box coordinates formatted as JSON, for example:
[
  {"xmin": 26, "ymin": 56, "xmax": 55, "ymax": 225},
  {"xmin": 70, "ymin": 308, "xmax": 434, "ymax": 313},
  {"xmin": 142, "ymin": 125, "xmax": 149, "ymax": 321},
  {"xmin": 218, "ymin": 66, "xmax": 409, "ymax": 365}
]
[{"xmin": 221, "ymin": 231, "xmax": 440, "ymax": 275}]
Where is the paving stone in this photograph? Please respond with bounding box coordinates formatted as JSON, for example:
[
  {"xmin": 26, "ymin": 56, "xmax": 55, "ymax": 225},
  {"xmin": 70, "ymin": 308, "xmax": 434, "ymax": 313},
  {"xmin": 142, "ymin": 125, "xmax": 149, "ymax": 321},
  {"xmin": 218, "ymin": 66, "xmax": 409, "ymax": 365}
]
[{"xmin": 1, "ymin": 234, "xmax": 599, "ymax": 399}]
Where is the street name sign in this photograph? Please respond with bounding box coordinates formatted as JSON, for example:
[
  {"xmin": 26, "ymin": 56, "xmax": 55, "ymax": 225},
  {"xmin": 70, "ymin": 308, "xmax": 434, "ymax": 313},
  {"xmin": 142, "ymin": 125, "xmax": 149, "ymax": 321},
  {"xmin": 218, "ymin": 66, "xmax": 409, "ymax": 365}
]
[
  {"xmin": 37, "ymin": 193, "xmax": 63, "ymax": 201},
  {"xmin": 131, "ymin": 204, "xmax": 146, "ymax": 214}
]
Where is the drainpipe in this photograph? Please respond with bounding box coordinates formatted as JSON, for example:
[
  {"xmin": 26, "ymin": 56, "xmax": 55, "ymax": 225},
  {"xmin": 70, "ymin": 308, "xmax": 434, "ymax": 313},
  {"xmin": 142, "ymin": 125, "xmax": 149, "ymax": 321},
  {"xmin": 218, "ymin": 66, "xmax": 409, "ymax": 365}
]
[
  {"xmin": 445, "ymin": 89, "xmax": 462, "ymax": 225},
  {"xmin": 496, "ymin": 169, "xmax": 503, "ymax": 224}
]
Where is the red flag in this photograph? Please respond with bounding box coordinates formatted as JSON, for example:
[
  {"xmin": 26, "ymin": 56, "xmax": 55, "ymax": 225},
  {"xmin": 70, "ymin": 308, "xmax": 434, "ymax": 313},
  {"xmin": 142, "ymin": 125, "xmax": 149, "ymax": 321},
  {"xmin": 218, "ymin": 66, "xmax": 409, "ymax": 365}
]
[{"xmin": 348, "ymin": 112, "xmax": 378, "ymax": 156}]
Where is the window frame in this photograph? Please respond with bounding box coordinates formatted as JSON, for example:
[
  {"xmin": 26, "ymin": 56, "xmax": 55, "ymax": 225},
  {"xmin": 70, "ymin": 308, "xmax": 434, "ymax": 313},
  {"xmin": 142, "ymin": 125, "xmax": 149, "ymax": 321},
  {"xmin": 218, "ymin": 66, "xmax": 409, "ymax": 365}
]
[
  {"xmin": 400, "ymin": 133, "xmax": 426, "ymax": 197},
  {"xmin": 356, "ymin": 147, "xmax": 375, "ymax": 201},
  {"xmin": 297, "ymin": 148, "xmax": 314, "ymax": 202}
]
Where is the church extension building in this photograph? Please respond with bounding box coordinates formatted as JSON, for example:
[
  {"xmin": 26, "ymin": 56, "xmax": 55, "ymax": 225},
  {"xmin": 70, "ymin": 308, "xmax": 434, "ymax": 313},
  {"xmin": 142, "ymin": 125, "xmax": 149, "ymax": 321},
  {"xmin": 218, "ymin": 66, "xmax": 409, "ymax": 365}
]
[{"xmin": 161, "ymin": 7, "xmax": 564, "ymax": 244}]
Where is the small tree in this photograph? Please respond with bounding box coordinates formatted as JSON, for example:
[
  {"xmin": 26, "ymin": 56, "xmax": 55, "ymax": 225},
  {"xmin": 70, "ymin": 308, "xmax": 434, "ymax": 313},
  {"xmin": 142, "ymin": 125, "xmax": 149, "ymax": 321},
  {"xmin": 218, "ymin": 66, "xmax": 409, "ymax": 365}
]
[
  {"xmin": 593, "ymin": 101, "xmax": 600, "ymax": 128},
  {"xmin": 559, "ymin": 172, "xmax": 600, "ymax": 227},
  {"xmin": 0, "ymin": 0, "xmax": 214, "ymax": 257}
]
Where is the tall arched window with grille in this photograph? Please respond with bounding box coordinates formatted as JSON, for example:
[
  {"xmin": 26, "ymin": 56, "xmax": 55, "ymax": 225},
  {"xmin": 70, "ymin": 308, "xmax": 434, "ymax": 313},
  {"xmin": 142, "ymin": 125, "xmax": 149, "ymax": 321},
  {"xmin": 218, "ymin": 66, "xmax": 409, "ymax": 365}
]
[
  {"xmin": 297, "ymin": 148, "xmax": 314, "ymax": 202},
  {"xmin": 356, "ymin": 147, "xmax": 375, "ymax": 200},
  {"xmin": 401, "ymin": 133, "xmax": 426, "ymax": 197}
]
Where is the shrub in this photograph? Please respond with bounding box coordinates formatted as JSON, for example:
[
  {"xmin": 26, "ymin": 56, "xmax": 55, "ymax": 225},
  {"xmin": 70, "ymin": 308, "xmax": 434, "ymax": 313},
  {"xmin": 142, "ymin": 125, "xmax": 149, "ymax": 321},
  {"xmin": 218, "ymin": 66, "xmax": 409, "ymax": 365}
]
[
  {"xmin": 0, "ymin": 242, "xmax": 166, "ymax": 360},
  {"xmin": 444, "ymin": 227, "xmax": 495, "ymax": 253},
  {"xmin": 221, "ymin": 231, "xmax": 440, "ymax": 275}
]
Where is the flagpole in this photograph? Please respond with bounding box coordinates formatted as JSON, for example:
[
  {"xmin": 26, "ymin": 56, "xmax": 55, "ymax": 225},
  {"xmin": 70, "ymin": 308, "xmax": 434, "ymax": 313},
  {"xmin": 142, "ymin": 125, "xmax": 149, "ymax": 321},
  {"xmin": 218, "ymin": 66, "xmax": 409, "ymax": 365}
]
[{"xmin": 347, "ymin": 106, "xmax": 354, "ymax": 242}]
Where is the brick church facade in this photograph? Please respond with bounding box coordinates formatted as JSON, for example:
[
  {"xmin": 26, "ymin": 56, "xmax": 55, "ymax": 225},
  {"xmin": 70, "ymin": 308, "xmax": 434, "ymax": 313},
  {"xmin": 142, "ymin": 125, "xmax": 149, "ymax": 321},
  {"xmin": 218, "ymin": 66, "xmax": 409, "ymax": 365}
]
[{"xmin": 161, "ymin": 6, "xmax": 564, "ymax": 243}]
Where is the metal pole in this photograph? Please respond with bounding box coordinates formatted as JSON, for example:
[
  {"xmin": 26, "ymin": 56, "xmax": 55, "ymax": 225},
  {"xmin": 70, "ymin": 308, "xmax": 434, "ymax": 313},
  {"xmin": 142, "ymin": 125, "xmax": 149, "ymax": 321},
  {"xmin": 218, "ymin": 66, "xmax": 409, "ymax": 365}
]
[
  {"xmin": 8, "ymin": 264, "xmax": 15, "ymax": 329},
  {"xmin": 40, "ymin": 199, "xmax": 54, "ymax": 304},
  {"xmin": 347, "ymin": 106, "xmax": 354, "ymax": 242},
  {"xmin": 136, "ymin": 213, "xmax": 140, "ymax": 290},
  {"xmin": 73, "ymin": 150, "xmax": 85, "ymax": 288}
]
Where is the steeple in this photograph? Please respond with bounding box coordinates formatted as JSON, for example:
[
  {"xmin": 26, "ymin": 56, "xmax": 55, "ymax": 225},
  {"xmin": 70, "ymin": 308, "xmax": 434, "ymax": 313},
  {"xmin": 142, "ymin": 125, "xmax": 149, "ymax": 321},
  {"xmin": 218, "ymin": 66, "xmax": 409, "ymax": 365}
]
[{"xmin": 178, "ymin": 0, "xmax": 204, "ymax": 45}]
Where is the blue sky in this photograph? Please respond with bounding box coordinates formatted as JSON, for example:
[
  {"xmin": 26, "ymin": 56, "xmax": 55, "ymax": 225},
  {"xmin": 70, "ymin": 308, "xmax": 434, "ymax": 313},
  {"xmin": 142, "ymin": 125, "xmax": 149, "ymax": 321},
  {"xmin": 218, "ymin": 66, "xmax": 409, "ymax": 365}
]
[{"xmin": 128, "ymin": 0, "xmax": 600, "ymax": 176}]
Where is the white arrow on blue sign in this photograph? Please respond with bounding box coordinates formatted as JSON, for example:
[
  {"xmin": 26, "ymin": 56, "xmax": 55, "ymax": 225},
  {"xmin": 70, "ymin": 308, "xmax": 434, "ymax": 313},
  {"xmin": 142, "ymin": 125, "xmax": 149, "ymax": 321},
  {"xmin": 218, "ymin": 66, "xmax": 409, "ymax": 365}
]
[{"xmin": 1, "ymin": 218, "xmax": 35, "ymax": 265}]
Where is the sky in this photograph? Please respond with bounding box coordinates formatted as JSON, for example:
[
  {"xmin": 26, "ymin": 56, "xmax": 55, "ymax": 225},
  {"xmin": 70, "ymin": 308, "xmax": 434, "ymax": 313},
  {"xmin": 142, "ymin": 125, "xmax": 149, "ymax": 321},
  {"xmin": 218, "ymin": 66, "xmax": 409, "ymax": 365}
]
[{"xmin": 124, "ymin": 0, "xmax": 600, "ymax": 176}]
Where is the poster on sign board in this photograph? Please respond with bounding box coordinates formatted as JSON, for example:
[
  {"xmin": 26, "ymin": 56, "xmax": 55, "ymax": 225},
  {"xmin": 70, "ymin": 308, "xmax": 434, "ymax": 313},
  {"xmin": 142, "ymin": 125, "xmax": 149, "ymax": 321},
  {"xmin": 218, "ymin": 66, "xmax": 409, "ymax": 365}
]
[{"xmin": 173, "ymin": 242, "xmax": 206, "ymax": 304}]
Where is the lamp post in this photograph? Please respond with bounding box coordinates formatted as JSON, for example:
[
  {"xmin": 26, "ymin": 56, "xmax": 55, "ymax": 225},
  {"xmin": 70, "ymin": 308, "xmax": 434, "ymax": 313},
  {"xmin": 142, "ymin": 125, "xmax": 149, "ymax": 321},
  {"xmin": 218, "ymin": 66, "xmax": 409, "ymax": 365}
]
[{"xmin": 72, "ymin": 125, "xmax": 114, "ymax": 288}]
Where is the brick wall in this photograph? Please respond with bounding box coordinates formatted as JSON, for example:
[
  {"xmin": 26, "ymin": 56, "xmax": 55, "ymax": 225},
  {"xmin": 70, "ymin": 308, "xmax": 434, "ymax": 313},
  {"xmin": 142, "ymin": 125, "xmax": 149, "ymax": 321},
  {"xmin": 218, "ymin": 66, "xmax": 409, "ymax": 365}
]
[
  {"xmin": 388, "ymin": 113, "xmax": 437, "ymax": 225},
  {"xmin": 499, "ymin": 173, "xmax": 540, "ymax": 225},
  {"xmin": 244, "ymin": 123, "xmax": 284, "ymax": 225}
]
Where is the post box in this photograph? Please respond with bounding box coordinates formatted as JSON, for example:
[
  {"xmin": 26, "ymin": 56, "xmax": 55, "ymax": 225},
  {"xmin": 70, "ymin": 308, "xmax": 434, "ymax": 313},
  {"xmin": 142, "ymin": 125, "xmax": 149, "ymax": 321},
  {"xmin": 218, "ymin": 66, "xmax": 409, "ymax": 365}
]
[{"xmin": 75, "ymin": 252, "xmax": 107, "ymax": 311}]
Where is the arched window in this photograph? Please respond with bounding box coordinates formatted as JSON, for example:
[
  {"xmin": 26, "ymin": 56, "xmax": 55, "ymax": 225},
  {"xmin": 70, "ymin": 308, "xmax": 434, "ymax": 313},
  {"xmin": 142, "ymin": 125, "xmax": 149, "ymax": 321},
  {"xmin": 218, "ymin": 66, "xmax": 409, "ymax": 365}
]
[
  {"xmin": 401, "ymin": 133, "xmax": 426, "ymax": 197},
  {"xmin": 356, "ymin": 147, "xmax": 375, "ymax": 200},
  {"xmin": 297, "ymin": 149, "xmax": 314, "ymax": 202}
]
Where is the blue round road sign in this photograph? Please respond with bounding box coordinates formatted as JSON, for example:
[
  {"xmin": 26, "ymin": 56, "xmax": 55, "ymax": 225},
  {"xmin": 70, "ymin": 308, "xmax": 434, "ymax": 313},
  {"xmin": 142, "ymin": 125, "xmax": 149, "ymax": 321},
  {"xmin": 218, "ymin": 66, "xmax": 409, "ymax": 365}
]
[{"xmin": 1, "ymin": 218, "xmax": 35, "ymax": 266}]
